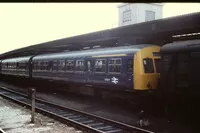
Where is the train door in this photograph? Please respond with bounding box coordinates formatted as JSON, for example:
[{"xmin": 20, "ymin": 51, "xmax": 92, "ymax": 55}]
[
  {"xmin": 85, "ymin": 59, "xmax": 93, "ymax": 83},
  {"xmin": 126, "ymin": 56, "xmax": 134, "ymax": 90}
]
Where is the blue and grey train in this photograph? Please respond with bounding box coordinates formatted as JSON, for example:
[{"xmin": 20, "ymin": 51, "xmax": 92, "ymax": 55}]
[{"xmin": 0, "ymin": 44, "xmax": 160, "ymax": 92}]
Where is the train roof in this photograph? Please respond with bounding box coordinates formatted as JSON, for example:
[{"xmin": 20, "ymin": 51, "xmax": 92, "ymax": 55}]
[
  {"xmin": 2, "ymin": 56, "xmax": 32, "ymax": 63},
  {"xmin": 33, "ymin": 44, "xmax": 155, "ymax": 60},
  {"xmin": 161, "ymin": 39, "xmax": 200, "ymax": 54}
]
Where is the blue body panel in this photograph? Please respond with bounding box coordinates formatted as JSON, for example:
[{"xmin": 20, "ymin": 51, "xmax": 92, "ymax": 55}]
[
  {"xmin": 32, "ymin": 56, "xmax": 133, "ymax": 90},
  {"xmin": 31, "ymin": 44, "xmax": 153, "ymax": 91}
]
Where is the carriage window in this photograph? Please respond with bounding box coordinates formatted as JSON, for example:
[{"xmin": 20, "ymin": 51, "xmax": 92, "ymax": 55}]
[
  {"xmin": 58, "ymin": 60, "xmax": 65, "ymax": 71},
  {"xmin": 154, "ymin": 59, "xmax": 160, "ymax": 73},
  {"xmin": 87, "ymin": 61, "xmax": 91, "ymax": 71},
  {"xmin": 14, "ymin": 63, "xmax": 17, "ymax": 69},
  {"xmin": 127, "ymin": 59, "xmax": 133, "ymax": 73},
  {"xmin": 18, "ymin": 62, "xmax": 27, "ymax": 70},
  {"xmin": 108, "ymin": 58, "xmax": 121, "ymax": 73},
  {"xmin": 8, "ymin": 63, "xmax": 11, "ymax": 69},
  {"xmin": 52, "ymin": 60, "xmax": 58, "ymax": 71},
  {"xmin": 66, "ymin": 60, "xmax": 74, "ymax": 71},
  {"xmin": 143, "ymin": 58, "xmax": 154, "ymax": 73},
  {"xmin": 95, "ymin": 59, "xmax": 106, "ymax": 73},
  {"xmin": 2, "ymin": 63, "xmax": 7, "ymax": 69},
  {"xmin": 38, "ymin": 61, "xmax": 41, "ymax": 70},
  {"xmin": 43, "ymin": 60, "xmax": 49, "ymax": 71},
  {"xmin": 33, "ymin": 61, "xmax": 40, "ymax": 70},
  {"xmin": 40, "ymin": 61, "xmax": 44, "ymax": 70},
  {"xmin": 75, "ymin": 60, "xmax": 84, "ymax": 71}
]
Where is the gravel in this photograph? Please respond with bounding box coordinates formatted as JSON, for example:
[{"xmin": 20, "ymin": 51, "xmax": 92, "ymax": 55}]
[{"xmin": 0, "ymin": 96, "xmax": 84, "ymax": 133}]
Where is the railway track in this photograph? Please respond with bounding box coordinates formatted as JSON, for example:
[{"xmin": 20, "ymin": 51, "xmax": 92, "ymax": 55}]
[
  {"xmin": 0, "ymin": 128, "xmax": 5, "ymax": 133},
  {"xmin": 0, "ymin": 86, "xmax": 155, "ymax": 133}
]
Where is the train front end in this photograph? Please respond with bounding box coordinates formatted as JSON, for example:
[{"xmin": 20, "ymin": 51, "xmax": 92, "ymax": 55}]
[{"xmin": 134, "ymin": 45, "xmax": 160, "ymax": 91}]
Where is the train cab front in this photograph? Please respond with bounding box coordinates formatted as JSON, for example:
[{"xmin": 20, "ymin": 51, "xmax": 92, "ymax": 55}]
[{"xmin": 134, "ymin": 45, "xmax": 160, "ymax": 92}]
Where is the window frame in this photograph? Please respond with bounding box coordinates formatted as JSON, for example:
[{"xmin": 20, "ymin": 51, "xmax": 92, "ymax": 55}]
[
  {"xmin": 94, "ymin": 59, "xmax": 106, "ymax": 73},
  {"xmin": 75, "ymin": 59, "xmax": 84, "ymax": 72},
  {"xmin": 33, "ymin": 60, "xmax": 40, "ymax": 71},
  {"xmin": 143, "ymin": 58, "xmax": 154, "ymax": 73},
  {"xmin": 52, "ymin": 60, "xmax": 58, "ymax": 72},
  {"xmin": 123, "ymin": 9, "xmax": 131, "ymax": 23},
  {"xmin": 17, "ymin": 61, "xmax": 27, "ymax": 71},
  {"xmin": 108, "ymin": 58, "xmax": 122, "ymax": 74},
  {"xmin": 58, "ymin": 59, "xmax": 66, "ymax": 72},
  {"xmin": 127, "ymin": 59, "xmax": 133, "ymax": 74},
  {"xmin": 43, "ymin": 60, "xmax": 50, "ymax": 71},
  {"xmin": 145, "ymin": 10, "xmax": 155, "ymax": 22},
  {"xmin": 66, "ymin": 59, "xmax": 74, "ymax": 72},
  {"xmin": 2, "ymin": 63, "xmax": 7, "ymax": 70}
]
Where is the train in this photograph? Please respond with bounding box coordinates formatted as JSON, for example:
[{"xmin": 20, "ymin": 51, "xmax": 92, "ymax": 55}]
[
  {"xmin": 160, "ymin": 39, "xmax": 200, "ymax": 96},
  {"xmin": 159, "ymin": 39, "xmax": 200, "ymax": 121},
  {"xmin": 0, "ymin": 44, "xmax": 160, "ymax": 93}
]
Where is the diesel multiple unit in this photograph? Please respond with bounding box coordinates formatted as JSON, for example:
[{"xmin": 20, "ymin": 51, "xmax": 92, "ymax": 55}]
[
  {"xmin": 160, "ymin": 39, "xmax": 200, "ymax": 95},
  {"xmin": 0, "ymin": 44, "xmax": 160, "ymax": 92}
]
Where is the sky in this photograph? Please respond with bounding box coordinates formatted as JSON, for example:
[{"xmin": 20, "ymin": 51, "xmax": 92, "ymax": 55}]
[{"xmin": 0, "ymin": 3, "xmax": 200, "ymax": 54}]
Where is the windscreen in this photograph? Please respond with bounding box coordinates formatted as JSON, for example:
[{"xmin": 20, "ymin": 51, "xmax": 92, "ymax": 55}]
[{"xmin": 143, "ymin": 58, "xmax": 154, "ymax": 73}]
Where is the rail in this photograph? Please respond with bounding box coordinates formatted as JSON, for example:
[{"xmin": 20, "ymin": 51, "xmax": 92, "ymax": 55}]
[
  {"xmin": 0, "ymin": 128, "xmax": 6, "ymax": 133},
  {"xmin": 0, "ymin": 86, "xmax": 155, "ymax": 133}
]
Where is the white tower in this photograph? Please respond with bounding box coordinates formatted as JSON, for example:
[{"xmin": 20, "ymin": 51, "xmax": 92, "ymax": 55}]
[{"xmin": 118, "ymin": 3, "xmax": 163, "ymax": 27}]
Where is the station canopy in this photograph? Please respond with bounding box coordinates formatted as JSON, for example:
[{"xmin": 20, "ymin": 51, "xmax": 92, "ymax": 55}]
[{"xmin": 1, "ymin": 12, "xmax": 200, "ymax": 59}]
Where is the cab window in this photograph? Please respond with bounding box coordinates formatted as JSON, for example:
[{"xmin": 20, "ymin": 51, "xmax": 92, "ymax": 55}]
[{"xmin": 143, "ymin": 58, "xmax": 154, "ymax": 73}]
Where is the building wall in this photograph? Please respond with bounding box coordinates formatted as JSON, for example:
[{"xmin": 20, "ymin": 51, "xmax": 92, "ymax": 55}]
[{"xmin": 118, "ymin": 3, "xmax": 163, "ymax": 27}]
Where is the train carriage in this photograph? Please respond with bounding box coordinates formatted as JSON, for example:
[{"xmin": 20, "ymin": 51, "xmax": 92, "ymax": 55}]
[
  {"xmin": 160, "ymin": 39, "xmax": 200, "ymax": 95},
  {"xmin": 1, "ymin": 56, "xmax": 32, "ymax": 77},
  {"xmin": 32, "ymin": 44, "xmax": 160, "ymax": 91}
]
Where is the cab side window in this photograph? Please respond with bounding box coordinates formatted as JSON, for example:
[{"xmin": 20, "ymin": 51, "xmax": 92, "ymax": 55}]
[
  {"xmin": 143, "ymin": 58, "xmax": 154, "ymax": 73},
  {"xmin": 108, "ymin": 58, "xmax": 121, "ymax": 73}
]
